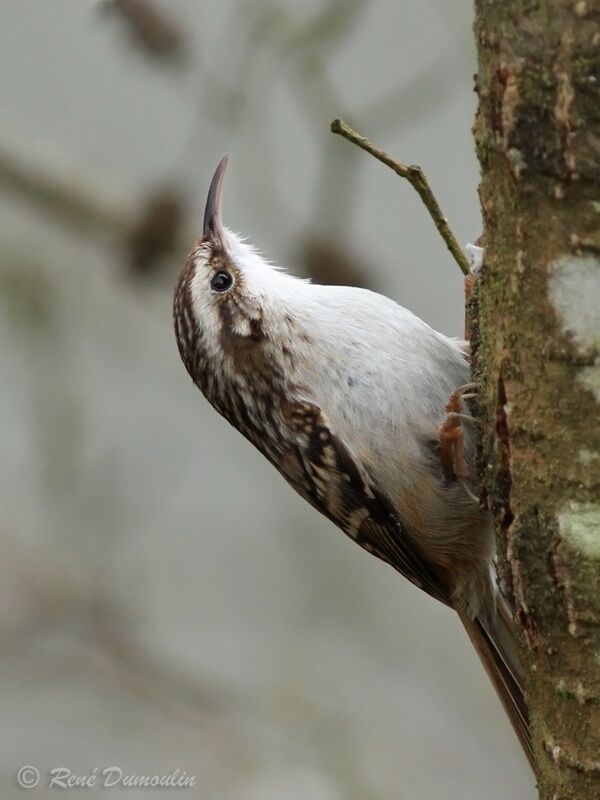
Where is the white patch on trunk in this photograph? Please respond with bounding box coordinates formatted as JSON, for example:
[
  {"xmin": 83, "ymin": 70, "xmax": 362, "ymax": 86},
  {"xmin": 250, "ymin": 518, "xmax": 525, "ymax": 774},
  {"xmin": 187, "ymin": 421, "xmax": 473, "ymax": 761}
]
[
  {"xmin": 578, "ymin": 365, "xmax": 600, "ymax": 402},
  {"xmin": 548, "ymin": 254, "xmax": 600, "ymax": 350},
  {"xmin": 465, "ymin": 243, "xmax": 484, "ymax": 273},
  {"xmin": 558, "ymin": 502, "xmax": 600, "ymax": 560}
]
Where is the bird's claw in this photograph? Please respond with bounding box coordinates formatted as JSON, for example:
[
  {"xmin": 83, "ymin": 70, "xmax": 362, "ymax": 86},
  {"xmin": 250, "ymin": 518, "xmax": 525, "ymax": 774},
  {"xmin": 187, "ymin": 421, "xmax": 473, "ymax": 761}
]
[{"xmin": 438, "ymin": 384, "xmax": 477, "ymax": 483}]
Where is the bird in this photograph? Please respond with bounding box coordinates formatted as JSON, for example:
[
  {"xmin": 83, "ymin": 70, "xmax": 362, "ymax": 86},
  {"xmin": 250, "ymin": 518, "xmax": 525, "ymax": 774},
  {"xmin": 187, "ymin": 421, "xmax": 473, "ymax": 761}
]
[{"xmin": 173, "ymin": 158, "xmax": 533, "ymax": 767}]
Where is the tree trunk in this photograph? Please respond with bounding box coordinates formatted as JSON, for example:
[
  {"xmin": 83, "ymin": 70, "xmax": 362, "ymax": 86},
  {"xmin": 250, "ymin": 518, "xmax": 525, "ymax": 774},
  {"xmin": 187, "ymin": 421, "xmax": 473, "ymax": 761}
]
[{"xmin": 472, "ymin": 2, "xmax": 600, "ymax": 797}]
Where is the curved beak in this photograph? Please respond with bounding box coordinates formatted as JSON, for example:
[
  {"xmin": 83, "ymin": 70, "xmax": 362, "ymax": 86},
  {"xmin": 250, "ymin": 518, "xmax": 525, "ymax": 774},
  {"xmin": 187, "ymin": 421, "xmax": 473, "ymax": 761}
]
[{"xmin": 203, "ymin": 156, "xmax": 228, "ymax": 247}]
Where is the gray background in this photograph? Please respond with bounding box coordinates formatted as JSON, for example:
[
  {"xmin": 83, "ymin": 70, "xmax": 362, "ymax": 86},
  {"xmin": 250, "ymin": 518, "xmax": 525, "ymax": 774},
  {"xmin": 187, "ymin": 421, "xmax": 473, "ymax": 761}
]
[{"xmin": 0, "ymin": 1, "xmax": 533, "ymax": 798}]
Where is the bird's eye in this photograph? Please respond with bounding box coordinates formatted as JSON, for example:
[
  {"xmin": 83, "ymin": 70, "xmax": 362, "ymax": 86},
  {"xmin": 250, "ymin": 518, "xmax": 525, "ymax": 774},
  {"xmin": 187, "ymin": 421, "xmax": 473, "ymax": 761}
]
[{"xmin": 210, "ymin": 271, "xmax": 233, "ymax": 293}]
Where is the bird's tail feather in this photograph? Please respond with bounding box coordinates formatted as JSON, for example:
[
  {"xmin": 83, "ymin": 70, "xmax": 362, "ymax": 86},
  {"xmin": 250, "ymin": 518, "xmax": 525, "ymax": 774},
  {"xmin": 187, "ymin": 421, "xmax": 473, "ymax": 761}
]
[{"xmin": 458, "ymin": 604, "xmax": 535, "ymax": 770}]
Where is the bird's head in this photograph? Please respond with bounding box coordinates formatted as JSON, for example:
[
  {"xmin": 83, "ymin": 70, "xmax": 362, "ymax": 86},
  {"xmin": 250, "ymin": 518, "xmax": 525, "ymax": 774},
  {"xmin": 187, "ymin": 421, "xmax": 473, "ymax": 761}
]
[{"xmin": 173, "ymin": 158, "xmax": 302, "ymax": 394}]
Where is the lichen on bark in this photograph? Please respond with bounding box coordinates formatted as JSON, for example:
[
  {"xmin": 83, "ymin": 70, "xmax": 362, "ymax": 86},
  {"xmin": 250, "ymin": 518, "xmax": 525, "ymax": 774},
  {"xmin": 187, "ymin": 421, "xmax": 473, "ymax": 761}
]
[{"xmin": 472, "ymin": 2, "xmax": 600, "ymax": 797}]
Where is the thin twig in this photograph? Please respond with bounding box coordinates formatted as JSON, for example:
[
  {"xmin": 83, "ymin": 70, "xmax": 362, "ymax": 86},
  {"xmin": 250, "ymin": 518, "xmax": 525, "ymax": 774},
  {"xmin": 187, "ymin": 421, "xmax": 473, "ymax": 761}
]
[{"xmin": 330, "ymin": 118, "xmax": 470, "ymax": 276}]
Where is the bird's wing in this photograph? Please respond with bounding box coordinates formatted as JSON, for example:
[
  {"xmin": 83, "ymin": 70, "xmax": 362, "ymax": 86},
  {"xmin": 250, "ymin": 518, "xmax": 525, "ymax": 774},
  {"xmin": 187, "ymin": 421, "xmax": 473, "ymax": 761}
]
[
  {"xmin": 280, "ymin": 399, "xmax": 450, "ymax": 606},
  {"xmin": 280, "ymin": 400, "xmax": 534, "ymax": 768}
]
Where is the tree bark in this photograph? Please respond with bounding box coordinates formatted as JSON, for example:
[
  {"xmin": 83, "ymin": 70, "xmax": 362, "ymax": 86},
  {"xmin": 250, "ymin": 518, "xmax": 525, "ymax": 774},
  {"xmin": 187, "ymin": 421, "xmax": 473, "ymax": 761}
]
[{"xmin": 472, "ymin": 2, "xmax": 600, "ymax": 797}]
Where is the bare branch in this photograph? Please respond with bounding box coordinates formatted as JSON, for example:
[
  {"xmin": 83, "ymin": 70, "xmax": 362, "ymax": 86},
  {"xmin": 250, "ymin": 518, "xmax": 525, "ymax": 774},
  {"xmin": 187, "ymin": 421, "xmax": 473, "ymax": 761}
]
[{"xmin": 330, "ymin": 118, "xmax": 470, "ymax": 276}]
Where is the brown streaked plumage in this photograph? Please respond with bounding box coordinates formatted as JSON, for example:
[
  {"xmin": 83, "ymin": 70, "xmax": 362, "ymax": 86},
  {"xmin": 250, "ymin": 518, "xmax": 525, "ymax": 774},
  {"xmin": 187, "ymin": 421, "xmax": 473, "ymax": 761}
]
[{"xmin": 172, "ymin": 158, "xmax": 534, "ymax": 769}]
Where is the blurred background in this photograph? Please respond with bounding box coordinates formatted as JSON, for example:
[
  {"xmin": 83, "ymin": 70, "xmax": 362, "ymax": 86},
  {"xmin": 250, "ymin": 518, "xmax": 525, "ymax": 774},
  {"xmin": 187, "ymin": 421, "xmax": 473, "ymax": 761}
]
[{"xmin": 0, "ymin": 2, "xmax": 533, "ymax": 798}]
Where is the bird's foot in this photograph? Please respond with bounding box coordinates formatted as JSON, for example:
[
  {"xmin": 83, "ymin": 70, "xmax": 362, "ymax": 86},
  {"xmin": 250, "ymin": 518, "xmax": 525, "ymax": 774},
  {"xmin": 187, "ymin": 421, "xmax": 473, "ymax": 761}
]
[{"xmin": 439, "ymin": 383, "xmax": 478, "ymax": 483}]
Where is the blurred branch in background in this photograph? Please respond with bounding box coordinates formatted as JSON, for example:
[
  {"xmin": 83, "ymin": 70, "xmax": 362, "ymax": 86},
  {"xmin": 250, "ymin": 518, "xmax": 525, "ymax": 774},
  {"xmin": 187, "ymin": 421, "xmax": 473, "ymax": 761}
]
[
  {"xmin": 0, "ymin": 0, "xmax": 469, "ymax": 289},
  {"xmin": 0, "ymin": 137, "xmax": 128, "ymax": 240},
  {"xmin": 281, "ymin": 0, "xmax": 365, "ymax": 53},
  {"xmin": 298, "ymin": 237, "xmax": 373, "ymax": 290},
  {"xmin": 127, "ymin": 189, "xmax": 185, "ymax": 277},
  {"xmin": 232, "ymin": 0, "xmax": 470, "ymax": 285},
  {"xmin": 162, "ymin": 0, "xmax": 468, "ymax": 287},
  {"xmin": 0, "ymin": 135, "xmax": 189, "ymax": 277},
  {"xmin": 98, "ymin": 0, "xmax": 187, "ymax": 65}
]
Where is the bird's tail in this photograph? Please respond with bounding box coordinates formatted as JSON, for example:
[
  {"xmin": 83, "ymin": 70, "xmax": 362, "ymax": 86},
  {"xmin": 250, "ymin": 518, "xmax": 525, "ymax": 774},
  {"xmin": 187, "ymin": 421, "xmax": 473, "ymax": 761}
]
[{"xmin": 458, "ymin": 601, "xmax": 535, "ymax": 770}]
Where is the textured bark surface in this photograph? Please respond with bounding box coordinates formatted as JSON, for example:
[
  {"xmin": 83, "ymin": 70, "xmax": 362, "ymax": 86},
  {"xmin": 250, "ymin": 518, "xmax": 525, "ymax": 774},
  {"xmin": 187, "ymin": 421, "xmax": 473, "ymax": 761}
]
[{"xmin": 472, "ymin": 1, "xmax": 600, "ymax": 797}]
